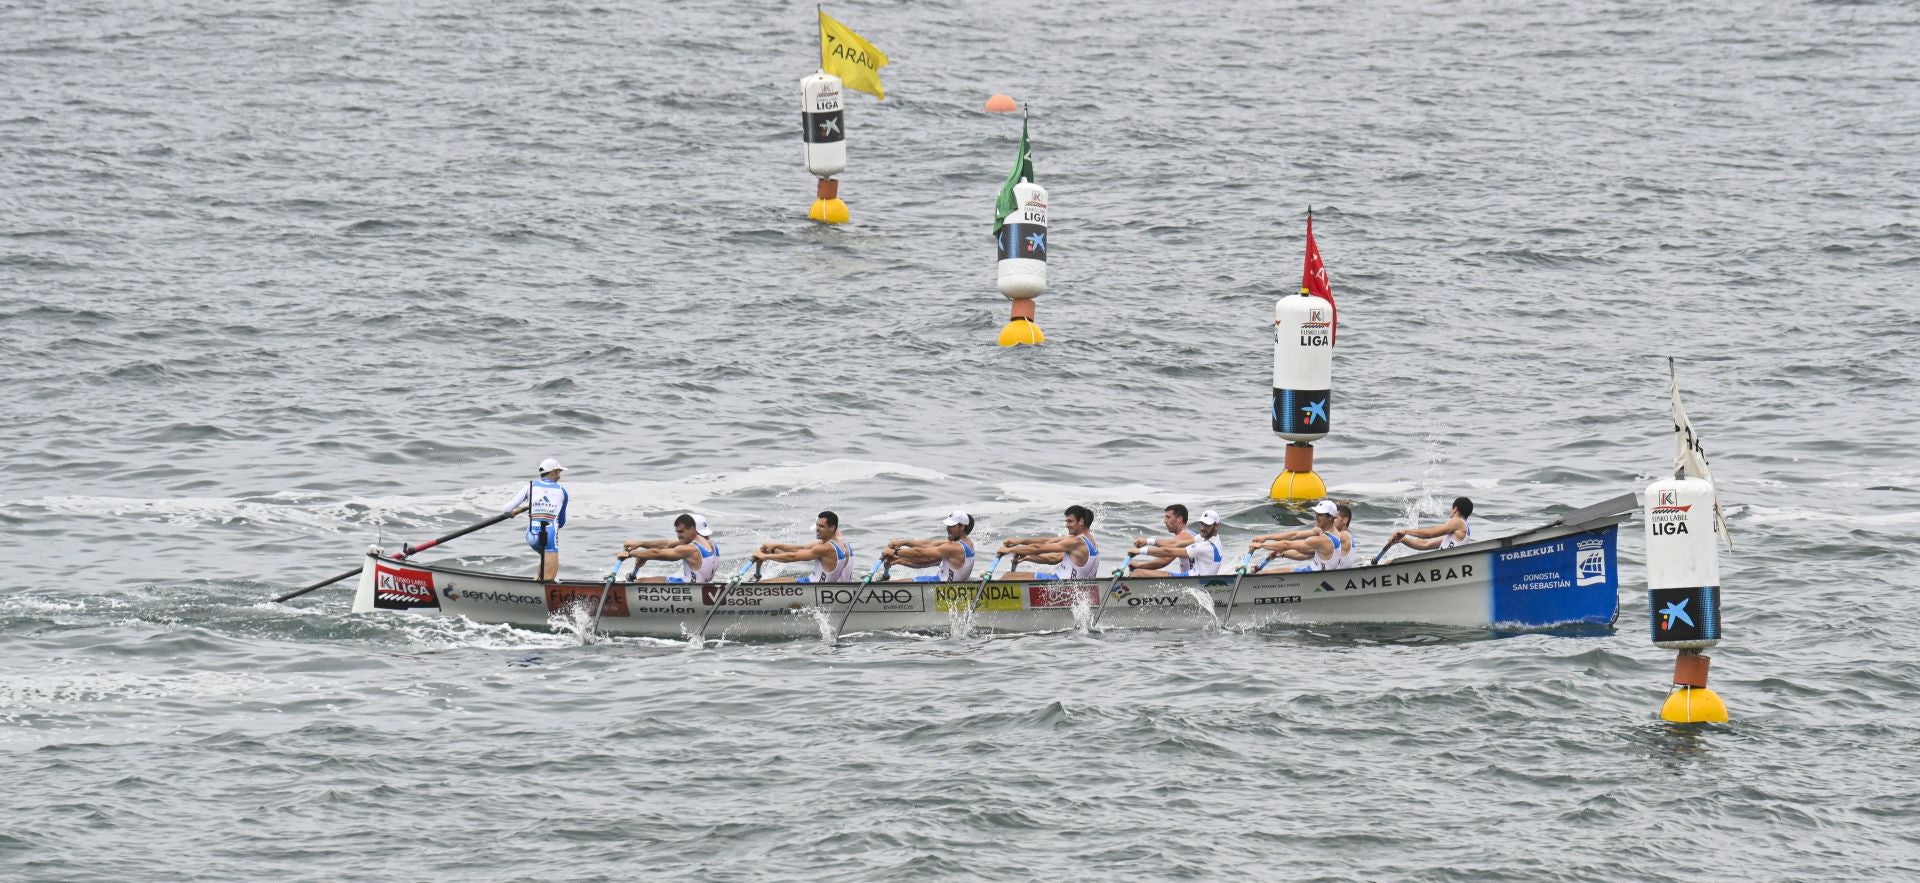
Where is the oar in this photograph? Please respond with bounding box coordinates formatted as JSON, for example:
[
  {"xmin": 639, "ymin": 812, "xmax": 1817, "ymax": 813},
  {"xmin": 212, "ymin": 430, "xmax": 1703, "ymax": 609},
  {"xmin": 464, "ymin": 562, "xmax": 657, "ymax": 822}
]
[
  {"xmin": 1217, "ymin": 553, "xmax": 1257, "ymax": 627},
  {"xmin": 964, "ymin": 554, "xmax": 1013, "ymax": 616},
  {"xmin": 831, "ymin": 556, "xmax": 888, "ymax": 642},
  {"xmin": 1371, "ymin": 538, "xmax": 1397, "ymax": 566},
  {"xmin": 1085, "ymin": 565, "xmax": 1128, "ymax": 632},
  {"xmin": 692, "ymin": 560, "xmax": 756, "ymax": 646},
  {"xmin": 584, "ymin": 558, "xmax": 625, "ymax": 641},
  {"xmin": 272, "ymin": 508, "xmax": 524, "ymax": 603}
]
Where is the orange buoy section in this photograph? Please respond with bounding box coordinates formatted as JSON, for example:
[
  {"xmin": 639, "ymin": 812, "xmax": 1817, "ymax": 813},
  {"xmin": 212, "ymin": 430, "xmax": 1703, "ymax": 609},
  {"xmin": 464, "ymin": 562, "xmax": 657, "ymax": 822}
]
[{"xmin": 985, "ymin": 94, "xmax": 1018, "ymax": 112}]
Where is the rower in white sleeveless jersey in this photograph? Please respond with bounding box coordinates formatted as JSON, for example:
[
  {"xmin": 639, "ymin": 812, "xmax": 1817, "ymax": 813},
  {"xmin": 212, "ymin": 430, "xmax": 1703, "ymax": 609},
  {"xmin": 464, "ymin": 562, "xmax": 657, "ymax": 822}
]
[
  {"xmin": 999, "ymin": 505, "xmax": 1102, "ymax": 581},
  {"xmin": 753, "ymin": 510, "xmax": 855, "ymax": 583},
  {"xmin": 1327, "ymin": 502, "xmax": 1360, "ymax": 570},
  {"xmin": 1126, "ymin": 504, "xmax": 1196, "ymax": 575},
  {"xmin": 1130, "ymin": 507, "xmax": 1228, "ymax": 577},
  {"xmin": 1250, "ymin": 500, "xmax": 1343, "ymax": 572},
  {"xmin": 1386, "ymin": 496, "xmax": 1474, "ymax": 552},
  {"xmin": 503, "ymin": 458, "xmax": 568, "ymax": 580},
  {"xmin": 880, "ymin": 510, "xmax": 976, "ymax": 582},
  {"xmin": 619, "ymin": 513, "xmax": 720, "ymax": 583}
]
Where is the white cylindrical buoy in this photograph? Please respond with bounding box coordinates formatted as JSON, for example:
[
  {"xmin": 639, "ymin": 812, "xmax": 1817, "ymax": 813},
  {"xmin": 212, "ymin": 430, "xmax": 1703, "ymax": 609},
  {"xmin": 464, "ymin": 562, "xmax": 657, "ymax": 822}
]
[
  {"xmin": 997, "ymin": 180, "xmax": 1048, "ymax": 299},
  {"xmin": 800, "ymin": 71, "xmax": 846, "ymax": 178},
  {"xmin": 1271, "ymin": 293, "xmax": 1333, "ymax": 443},
  {"xmin": 1645, "ymin": 476, "xmax": 1722, "ymax": 650}
]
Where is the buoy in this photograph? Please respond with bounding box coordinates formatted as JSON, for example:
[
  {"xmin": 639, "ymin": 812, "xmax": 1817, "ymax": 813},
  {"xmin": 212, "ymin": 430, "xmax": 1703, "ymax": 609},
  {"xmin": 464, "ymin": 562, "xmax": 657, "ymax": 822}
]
[
  {"xmin": 997, "ymin": 297, "xmax": 1046, "ymax": 346},
  {"xmin": 1269, "ymin": 292, "xmax": 1333, "ymax": 499},
  {"xmin": 995, "ymin": 178, "xmax": 1047, "ymax": 347},
  {"xmin": 801, "ymin": 71, "xmax": 849, "ymax": 224},
  {"xmin": 985, "ymin": 94, "xmax": 1018, "ymax": 112},
  {"xmin": 1646, "ymin": 475, "xmax": 1728, "ymax": 723}
]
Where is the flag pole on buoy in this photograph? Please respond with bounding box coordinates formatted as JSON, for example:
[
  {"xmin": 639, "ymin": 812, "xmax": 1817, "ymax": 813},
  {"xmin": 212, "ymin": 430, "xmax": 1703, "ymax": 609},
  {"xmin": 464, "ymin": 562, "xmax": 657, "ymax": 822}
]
[
  {"xmin": 1645, "ymin": 358, "xmax": 1733, "ymax": 723},
  {"xmin": 802, "ymin": 7, "xmax": 889, "ymax": 224},
  {"xmin": 1269, "ymin": 208, "xmax": 1336, "ymax": 500},
  {"xmin": 994, "ymin": 109, "xmax": 1047, "ymax": 346}
]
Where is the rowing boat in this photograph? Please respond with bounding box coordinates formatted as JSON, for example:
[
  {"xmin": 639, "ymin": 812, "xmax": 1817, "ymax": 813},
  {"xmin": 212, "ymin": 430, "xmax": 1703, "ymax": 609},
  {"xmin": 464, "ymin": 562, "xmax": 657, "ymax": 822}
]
[{"xmin": 348, "ymin": 494, "xmax": 1635, "ymax": 639}]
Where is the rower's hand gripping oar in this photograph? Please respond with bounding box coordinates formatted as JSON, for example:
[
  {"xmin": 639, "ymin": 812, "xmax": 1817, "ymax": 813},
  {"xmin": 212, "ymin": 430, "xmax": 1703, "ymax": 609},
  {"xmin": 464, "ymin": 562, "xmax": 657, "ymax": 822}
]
[
  {"xmin": 1218, "ymin": 552, "xmax": 1256, "ymax": 628},
  {"xmin": 273, "ymin": 508, "xmax": 525, "ymax": 603},
  {"xmin": 692, "ymin": 560, "xmax": 756, "ymax": 646},
  {"xmin": 584, "ymin": 558, "xmax": 625, "ymax": 641},
  {"xmin": 831, "ymin": 556, "xmax": 888, "ymax": 643}
]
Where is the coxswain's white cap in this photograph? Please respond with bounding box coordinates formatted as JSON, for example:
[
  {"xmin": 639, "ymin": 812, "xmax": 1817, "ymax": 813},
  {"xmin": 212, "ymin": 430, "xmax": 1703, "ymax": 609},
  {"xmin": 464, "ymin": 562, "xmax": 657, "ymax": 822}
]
[
  {"xmin": 942, "ymin": 510, "xmax": 972, "ymax": 527},
  {"xmin": 538, "ymin": 458, "xmax": 566, "ymax": 474},
  {"xmin": 1311, "ymin": 500, "xmax": 1338, "ymax": 517},
  {"xmin": 1195, "ymin": 509, "xmax": 1221, "ymax": 526},
  {"xmin": 690, "ymin": 514, "xmax": 713, "ymax": 537}
]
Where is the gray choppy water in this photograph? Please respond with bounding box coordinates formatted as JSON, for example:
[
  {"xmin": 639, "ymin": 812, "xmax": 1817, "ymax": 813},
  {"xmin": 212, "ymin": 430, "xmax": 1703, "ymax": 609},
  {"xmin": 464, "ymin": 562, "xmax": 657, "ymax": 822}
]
[{"xmin": 4, "ymin": 0, "xmax": 1920, "ymax": 879}]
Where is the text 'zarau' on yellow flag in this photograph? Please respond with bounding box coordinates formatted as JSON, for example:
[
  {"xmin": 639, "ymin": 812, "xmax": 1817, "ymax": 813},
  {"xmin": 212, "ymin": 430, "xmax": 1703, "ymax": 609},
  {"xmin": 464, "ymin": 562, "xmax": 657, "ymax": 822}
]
[{"xmin": 818, "ymin": 10, "xmax": 889, "ymax": 100}]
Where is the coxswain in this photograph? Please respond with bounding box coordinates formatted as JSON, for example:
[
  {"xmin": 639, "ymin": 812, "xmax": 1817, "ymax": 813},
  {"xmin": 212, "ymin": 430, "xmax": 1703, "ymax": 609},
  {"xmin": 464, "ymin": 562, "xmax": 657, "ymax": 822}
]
[
  {"xmin": 753, "ymin": 511, "xmax": 854, "ymax": 583},
  {"xmin": 504, "ymin": 458, "xmax": 568, "ymax": 580},
  {"xmin": 880, "ymin": 510, "xmax": 977, "ymax": 582},
  {"xmin": 1386, "ymin": 496, "xmax": 1474, "ymax": 552},
  {"xmin": 999, "ymin": 505, "xmax": 1102, "ymax": 580},
  {"xmin": 1127, "ymin": 504, "xmax": 1196, "ymax": 574},
  {"xmin": 1132, "ymin": 509, "xmax": 1226, "ymax": 577},
  {"xmin": 620, "ymin": 513, "xmax": 720, "ymax": 583},
  {"xmin": 1250, "ymin": 500, "xmax": 1342, "ymax": 572}
]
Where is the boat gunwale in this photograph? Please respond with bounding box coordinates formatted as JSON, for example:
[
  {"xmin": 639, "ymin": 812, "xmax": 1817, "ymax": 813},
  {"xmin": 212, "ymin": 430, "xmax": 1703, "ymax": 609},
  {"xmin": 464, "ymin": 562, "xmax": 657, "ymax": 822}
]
[{"xmin": 364, "ymin": 506, "xmax": 1633, "ymax": 592}]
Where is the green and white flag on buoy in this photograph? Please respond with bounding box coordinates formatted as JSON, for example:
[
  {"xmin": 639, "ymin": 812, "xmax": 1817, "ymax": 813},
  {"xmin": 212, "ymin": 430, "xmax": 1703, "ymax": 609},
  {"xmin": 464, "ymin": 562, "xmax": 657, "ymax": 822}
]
[{"xmin": 993, "ymin": 113, "xmax": 1035, "ymax": 236}]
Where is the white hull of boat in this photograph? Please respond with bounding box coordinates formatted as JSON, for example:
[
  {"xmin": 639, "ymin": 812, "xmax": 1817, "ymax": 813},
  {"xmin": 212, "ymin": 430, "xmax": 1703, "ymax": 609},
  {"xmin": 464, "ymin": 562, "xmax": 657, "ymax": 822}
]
[{"xmin": 347, "ymin": 497, "xmax": 1634, "ymax": 639}]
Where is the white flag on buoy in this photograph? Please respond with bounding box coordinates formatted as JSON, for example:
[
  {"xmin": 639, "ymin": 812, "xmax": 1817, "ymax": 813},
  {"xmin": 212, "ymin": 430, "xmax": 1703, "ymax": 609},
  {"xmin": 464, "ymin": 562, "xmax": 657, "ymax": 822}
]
[{"xmin": 1669, "ymin": 357, "xmax": 1732, "ymax": 550}]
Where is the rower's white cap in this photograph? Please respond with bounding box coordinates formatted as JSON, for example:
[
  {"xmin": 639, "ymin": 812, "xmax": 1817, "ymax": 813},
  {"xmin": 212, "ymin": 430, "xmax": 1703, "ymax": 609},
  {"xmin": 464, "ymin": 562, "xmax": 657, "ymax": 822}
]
[
  {"xmin": 690, "ymin": 513, "xmax": 712, "ymax": 537},
  {"xmin": 1195, "ymin": 509, "xmax": 1221, "ymax": 526},
  {"xmin": 1311, "ymin": 500, "xmax": 1339, "ymax": 517},
  {"xmin": 538, "ymin": 458, "xmax": 566, "ymax": 474},
  {"xmin": 942, "ymin": 510, "xmax": 972, "ymax": 527}
]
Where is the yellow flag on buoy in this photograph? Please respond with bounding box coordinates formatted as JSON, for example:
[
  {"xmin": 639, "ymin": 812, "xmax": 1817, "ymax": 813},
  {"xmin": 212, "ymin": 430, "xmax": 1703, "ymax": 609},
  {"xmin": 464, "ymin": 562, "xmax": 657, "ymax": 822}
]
[{"xmin": 818, "ymin": 10, "xmax": 890, "ymax": 100}]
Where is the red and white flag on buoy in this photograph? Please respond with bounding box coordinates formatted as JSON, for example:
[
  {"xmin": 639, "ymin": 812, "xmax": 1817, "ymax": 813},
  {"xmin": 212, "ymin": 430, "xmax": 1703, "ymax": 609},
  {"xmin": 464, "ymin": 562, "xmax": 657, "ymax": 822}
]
[{"xmin": 1301, "ymin": 212, "xmax": 1336, "ymax": 345}]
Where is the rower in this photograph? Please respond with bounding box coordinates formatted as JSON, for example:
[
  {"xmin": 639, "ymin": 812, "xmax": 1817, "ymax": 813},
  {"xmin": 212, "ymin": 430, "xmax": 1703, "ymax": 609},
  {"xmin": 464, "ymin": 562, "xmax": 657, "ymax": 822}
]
[
  {"xmin": 1250, "ymin": 500, "xmax": 1342, "ymax": 572},
  {"xmin": 1329, "ymin": 502, "xmax": 1359, "ymax": 569},
  {"xmin": 504, "ymin": 458, "xmax": 568, "ymax": 581},
  {"xmin": 880, "ymin": 510, "xmax": 976, "ymax": 582},
  {"xmin": 1386, "ymin": 496, "xmax": 1474, "ymax": 552},
  {"xmin": 1126, "ymin": 504, "xmax": 1196, "ymax": 574},
  {"xmin": 999, "ymin": 505, "xmax": 1102, "ymax": 581},
  {"xmin": 753, "ymin": 511, "xmax": 854, "ymax": 583},
  {"xmin": 1128, "ymin": 506, "xmax": 1221, "ymax": 575},
  {"xmin": 619, "ymin": 513, "xmax": 720, "ymax": 583}
]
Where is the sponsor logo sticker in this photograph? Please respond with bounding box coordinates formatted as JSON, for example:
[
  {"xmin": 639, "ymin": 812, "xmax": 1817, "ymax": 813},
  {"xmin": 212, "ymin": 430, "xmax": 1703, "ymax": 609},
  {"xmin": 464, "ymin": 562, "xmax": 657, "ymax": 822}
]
[
  {"xmin": 933, "ymin": 583, "xmax": 1023, "ymax": 612},
  {"xmin": 546, "ymin": 584, "xmax": 629, "ymax": 617},
  {"xmin": 703, "ymin": 584, "xmax": 807, "ymax": 608},
  {"xmin": 813, "ymin": 586, "xmax": 925, "ymax": 613},
  {"xmin": 373, "ymin": 564, "xmax": 437, "ymax": 610},
  {"xmin": 1027, "ymin": 583, "xmax": 1097, "ymax": 609}
]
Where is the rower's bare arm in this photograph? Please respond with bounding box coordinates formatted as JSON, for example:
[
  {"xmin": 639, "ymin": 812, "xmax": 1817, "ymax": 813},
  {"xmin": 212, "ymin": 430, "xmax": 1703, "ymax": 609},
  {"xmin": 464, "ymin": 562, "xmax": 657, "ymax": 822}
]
[{"xmin": 755, "ymin": 544, "xmax": 827, "ymax": 564}]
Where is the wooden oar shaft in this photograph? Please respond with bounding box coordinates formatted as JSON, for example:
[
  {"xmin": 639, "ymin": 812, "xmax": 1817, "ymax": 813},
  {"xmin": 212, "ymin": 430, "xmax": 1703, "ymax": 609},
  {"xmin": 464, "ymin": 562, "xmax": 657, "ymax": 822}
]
[
  {"xmin": 272, "ymin": 508, "xmax": 523, "ymax": 603},
  {"xmin": 832, "ymin": 558, "xmax": 887, "ymax": 641},
  {"xmin": 1086, "ymin": 566, "xmax": 1126, "ymax": 632},
  {"xmin": 585, "ymin": 559, "xmax": 625, "ymax": 639},
  {"xmin": 965, "ymin": 554, "xmax": 1012, "ymax": 616},
  {"xmin": 1218, "ymin": 553, "xmax": 1256, "ymax": 627},
  {"xmin": 694, "ymin": 561, "xmax": 756, "ymax": 643}
]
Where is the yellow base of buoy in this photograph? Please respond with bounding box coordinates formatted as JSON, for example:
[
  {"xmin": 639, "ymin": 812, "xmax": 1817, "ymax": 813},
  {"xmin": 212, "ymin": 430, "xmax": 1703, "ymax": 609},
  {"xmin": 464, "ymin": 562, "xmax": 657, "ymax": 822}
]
[
  {"xmin": 1269, "ymin": 470, "xmax": 1326, "ymax": 502},
  {"xmin": 997, "ymin": 318, "xmax": 1045, "ymax": 347},
  {"xmin": 1660, "ymin": 686, "xmax": 1729, "ymax": 723},
  {"xmin": 808, "ymin": 198, "xmax": 849, "ymax": 225}
]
